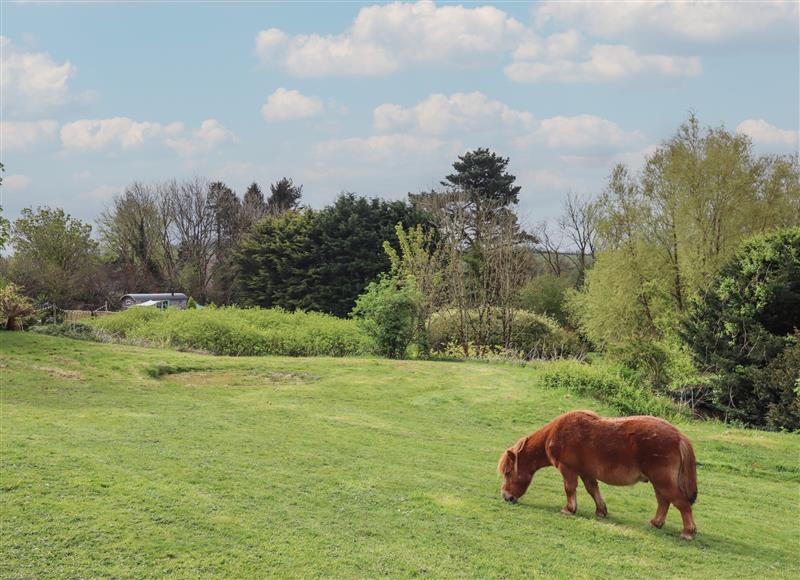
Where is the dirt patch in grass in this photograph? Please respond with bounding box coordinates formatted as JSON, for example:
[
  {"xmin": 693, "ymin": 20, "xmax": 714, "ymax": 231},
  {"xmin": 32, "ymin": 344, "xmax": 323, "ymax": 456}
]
[
  {"xmin": 166, "ymin": 370, "xmax": 319, "ymax": 388},
  {"xmin": 33, "ymin": 366, "xmax": 83, "ymax": 380}
]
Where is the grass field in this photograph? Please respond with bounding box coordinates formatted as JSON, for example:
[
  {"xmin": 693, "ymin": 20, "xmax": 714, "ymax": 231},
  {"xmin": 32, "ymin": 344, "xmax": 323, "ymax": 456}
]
[{"xmin": 2, "ymin": 333, "xmax": 798, "ymax": 578}]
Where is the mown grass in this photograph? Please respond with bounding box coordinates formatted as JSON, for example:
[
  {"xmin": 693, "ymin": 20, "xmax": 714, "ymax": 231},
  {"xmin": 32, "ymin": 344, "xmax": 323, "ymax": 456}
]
[{"xmin": 1, "ymin": 333, "xmax": 798, "ymax": 578}]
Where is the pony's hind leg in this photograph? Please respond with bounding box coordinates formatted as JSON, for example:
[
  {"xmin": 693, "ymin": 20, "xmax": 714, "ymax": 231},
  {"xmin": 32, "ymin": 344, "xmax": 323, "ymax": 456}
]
[
  {"xmin": 581, "ymin": 476, "xmax": 607, "ymax": 517},
  {"xmin": 559, "ymin": 467, "xmax": 579, "ymax": 515},
  {"xmin": 649, "ymin": 487, "xmax": 670, "ymax": 529},
  {"xmin": 673, "ymin": 498, "xmax": 697, "ymax": 540}
]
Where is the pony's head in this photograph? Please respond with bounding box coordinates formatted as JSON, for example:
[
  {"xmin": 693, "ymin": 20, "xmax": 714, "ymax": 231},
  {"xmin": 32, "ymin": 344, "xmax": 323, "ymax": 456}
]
[{"xmin": 497, "ymin": 441, "xmax": 533, "ymax": 504}]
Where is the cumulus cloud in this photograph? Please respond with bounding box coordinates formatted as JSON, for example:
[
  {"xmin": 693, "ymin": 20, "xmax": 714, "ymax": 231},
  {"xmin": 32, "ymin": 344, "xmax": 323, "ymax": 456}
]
[
  {"xmin": 1, "ymin": 36, "xmax": 76, "ymax": 115},
  {"xmin": 165, "ymin": 119, "xmax": 238, "ymax": 157},
  {"xmin": 532, "ymin": 114, "xmax": 646, "ymax": 149},
  {"xmin": 313, "ymin": 133, "xmax": 458, "ymax": 164},
  {"xmin": 255, "ymin": 1, "xmax": 525, "ymax": 77},
  {"xmin": 60, "ymin": 117, "xmax": 166, "ymax": 151},
  {"xmin": 373, "ymin": 92, "xmax": 534, "ymax": 135},
  {"xmin": 533, "ymin": 1, "xmax": 798, "ymax": 44},
  {"xmin": 60, "ymin": 117, "xmax": 236, "ymax": 156},
  {"xmin": 736, "ymin": 119, "xmax": 799, "ymax": 149},
  {"xmin": 261, "ymin": 88, "xmax": 324, "ymax": 122},
  {"xmin": 506, "ymin": 43, "xmax": 701, "ymax": 83},
  {"xmin": 1, "ymin": 120, "xmax": 59, "ymax": 151}
]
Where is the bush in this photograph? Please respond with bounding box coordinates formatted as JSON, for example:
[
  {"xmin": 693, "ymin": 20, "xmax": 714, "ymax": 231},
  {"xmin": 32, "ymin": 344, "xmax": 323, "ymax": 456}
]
[
  {"xmin": 518, "ymin": 274, "xmax": 572, "ymax": 325},
  {"xmin": 540, "ymin": 359, "xmax": 683, "ymax": 419},
  {"xmin": 351, "ymin": 276, "xmax": 416, "ymax": 359},
  {"xmin": 0, "ymin": 283, "xmax": 36, "ymax": 330},
  {"xmin": 89, "ymin": 306, "xmax": 375, "ymax": 357},
  {"xmin": 683, "ymin": 227, "xmax": 800, "ymax": 429},
  {"xmin": 30, "ymin": 322, "xmax": 97, "ymax": 341},
  {"xmin": 428, "ymin": 308, "xmax": 582, "ymax": 359}
]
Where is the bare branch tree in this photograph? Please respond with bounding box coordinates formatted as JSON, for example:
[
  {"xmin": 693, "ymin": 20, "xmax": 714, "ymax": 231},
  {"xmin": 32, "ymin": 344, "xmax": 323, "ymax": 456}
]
[{"xmin": 558, "ymin": 192, "xmax": 597, "ymax": 286}]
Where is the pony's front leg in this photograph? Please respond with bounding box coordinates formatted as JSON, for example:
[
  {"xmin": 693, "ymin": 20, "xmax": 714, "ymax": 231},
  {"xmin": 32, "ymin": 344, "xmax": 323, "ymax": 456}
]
[
  {"xmin": 581, "ymin": 476, "xmax": 607, "ymax": 517},
  {"xmin": 559, "ymin": 467, "xmax": 578, "ymax": 515}
]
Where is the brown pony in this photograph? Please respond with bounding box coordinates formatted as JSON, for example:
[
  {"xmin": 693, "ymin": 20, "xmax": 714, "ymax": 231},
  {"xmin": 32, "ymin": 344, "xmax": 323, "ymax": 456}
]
[{"xmin": 498, "ymin": 410, "xmax": 698, "ymax": 539}]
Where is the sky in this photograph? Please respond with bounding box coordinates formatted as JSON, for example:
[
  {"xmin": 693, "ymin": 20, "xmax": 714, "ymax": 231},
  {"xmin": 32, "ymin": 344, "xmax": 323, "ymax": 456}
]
[{"xmin": 1, "ymin": 0, "xmax": 798, "ymax": 232}]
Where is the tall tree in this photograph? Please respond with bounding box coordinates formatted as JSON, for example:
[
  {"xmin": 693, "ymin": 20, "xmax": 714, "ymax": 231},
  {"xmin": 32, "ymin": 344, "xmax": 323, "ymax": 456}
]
[
  {"xmin": 10, "ymin": 206, "xmax": 101, "ymax": 306},
  {"xmin": 241, "ymin": 182, "xmax": 268, "ymax": 229},
  {"xmin": 207, "ymin": 181, "xmax": 243, "ymax": 303},
  {"xmin": 267, "ymin": 178, "xmax": 302, "ymax": 215}
]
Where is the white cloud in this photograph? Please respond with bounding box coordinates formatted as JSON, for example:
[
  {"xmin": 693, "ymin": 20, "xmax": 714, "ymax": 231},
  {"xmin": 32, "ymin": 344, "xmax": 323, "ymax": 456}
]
[
  {"xmin": 530, "ymin": 114, "xmax": 645, "ymax": 150},
  {"xmin": 1, "ymin": 36, "xmax": 76, "ymax": 115},
  {"xmin": 79, "ymin": 184, "xmax": 124, "ymax": 202},
  {"xmin": 165, "ymin": 119, "xmax": 237, "ymax": 157},
  {"xmin": 374, "ymin": 92, "xmax": 534, "ymax": 135},
  {"xmin": 60, "ymin": 117, "xmax": 165, "ymax": 150},
  {"xmin": 60, "ymin": 117, "xmax": 236, "ymax": 156},
  {"xmin": 736, "ymin": 119, "xmax": 799, "ymax": 149},
  {"xmin": 1, "ymin": 120, "xmax": 59, "ymax": 151},
  {"xmin": 3, "ymin": 174, "xmax": 31, "ymax": 192},
  {"xmin": 313, "ymin": 133, "xmax": 458, "ymax": 164},
  {"xmin": 506, "ymin": 43, "xmax": 701, "ymax": 83},
  {"xmin": 533, "ymin": 1, "xmax": 798, "ymax": 44},
  {"xmin": 261, "ymin": 88, "xmax": 324, "ymax": 122},
  {"xmin": 255, "ymin": 1, "xmax": 525, "ymax": 77},
  {"xmin": 518, "ymin": 168, "xmax": 576, "ymax": 192}
]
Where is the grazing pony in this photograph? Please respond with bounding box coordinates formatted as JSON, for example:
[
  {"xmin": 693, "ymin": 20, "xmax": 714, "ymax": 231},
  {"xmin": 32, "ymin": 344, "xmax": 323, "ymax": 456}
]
[{"xmin": 498, "ymin": 410, "xmax": 698, "ymax": 539}]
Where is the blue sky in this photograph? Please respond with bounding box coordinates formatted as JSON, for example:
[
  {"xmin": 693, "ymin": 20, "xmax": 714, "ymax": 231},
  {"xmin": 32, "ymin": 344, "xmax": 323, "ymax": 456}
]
[{"xmin": 2, "ymin": 1, "xmax": 798, "ymax": 231}]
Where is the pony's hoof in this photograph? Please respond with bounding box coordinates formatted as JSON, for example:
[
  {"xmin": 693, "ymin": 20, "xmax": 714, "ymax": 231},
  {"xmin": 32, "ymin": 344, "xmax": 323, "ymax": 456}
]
[
  {"xmin": 560, "ymin": 508, "xmax": 576, "ymax": 516},
  {"xmin": 595, "ymin": 508, "xmax": 608, "ymax": 518},
  {"xmin": 649, "ymin": 519, "xmax": 664, "ymax": 529},
  {"xmin": 681, "ymin": 531, "xmax": 696, "ymax": 541}
]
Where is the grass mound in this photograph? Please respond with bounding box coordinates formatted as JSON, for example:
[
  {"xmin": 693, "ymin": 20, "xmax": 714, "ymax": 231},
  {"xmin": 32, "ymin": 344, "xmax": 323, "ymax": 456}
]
[{"xmin": 88, "ymin": 306, "xmax": 374, "ymax": 357}]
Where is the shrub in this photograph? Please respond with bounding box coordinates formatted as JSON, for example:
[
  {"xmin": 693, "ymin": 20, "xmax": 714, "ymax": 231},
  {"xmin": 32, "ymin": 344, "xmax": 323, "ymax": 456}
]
[
  {"xmin": 540, "ymin": 359, "xmax": 683, "ymax": 419},
  {"xmin": 518, "ymin": 274, "xmax": 572, "ymax": 325},
  {"xmin": 30, "ymin": 322, "xmax": 97, "ymax": 341},
  {"xmin": 683, "ymin": 227, "xmax": 800, "ymax": 429},
  {"xmin": 89, "ymin": 306, "xmax": 375, "ymax": 357},
  {"xmin": 351, "ymin": 276, "xmax": 416, "ymax": 359},
  {"xmin": 429, "ymin": 308, "xmax": 582, "ymax": 359},
  {"xmin": 0, "ymin": 283, "xmax": 36, "ymax": 330}
]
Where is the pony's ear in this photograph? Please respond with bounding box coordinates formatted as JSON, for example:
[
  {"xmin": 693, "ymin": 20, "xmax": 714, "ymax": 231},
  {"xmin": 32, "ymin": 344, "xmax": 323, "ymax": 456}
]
[{"xmin": 504, "ymin": 450, "xmax": 516, "ymax": 475}]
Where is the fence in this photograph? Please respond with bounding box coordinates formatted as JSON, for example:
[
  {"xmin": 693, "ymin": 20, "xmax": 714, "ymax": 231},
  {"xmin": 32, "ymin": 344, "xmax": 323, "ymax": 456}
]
[{"xmin": 64, "ymin": 310, "xmax": 114, "ymax": 322}]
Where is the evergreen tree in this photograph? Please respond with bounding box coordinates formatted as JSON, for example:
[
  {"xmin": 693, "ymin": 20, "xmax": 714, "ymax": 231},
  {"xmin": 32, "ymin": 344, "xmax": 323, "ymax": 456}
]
[
  {"xmin": 242, "ymin": 182, "xmax": 267, "ymax": 228},
  {"xmin": 267, "ymin": 178, "xmax": 302, "ymax": 215}
]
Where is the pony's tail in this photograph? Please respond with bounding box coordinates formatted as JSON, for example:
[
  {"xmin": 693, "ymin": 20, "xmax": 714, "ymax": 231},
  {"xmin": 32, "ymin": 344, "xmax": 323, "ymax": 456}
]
[{"xmin": 678, "ymin": 436, "xmax": 698, "ymax": 505}]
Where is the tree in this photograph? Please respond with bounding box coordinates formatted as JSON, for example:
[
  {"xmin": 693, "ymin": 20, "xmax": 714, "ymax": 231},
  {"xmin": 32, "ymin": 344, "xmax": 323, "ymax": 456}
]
[
  {"xmin": 571, "ymin": 115, "xmax": 800, "ymax": 359},
  {"xmin": 236, "ymin": 210, "xmax": 316, "ymax": 310},
  {"xmin": 267, "ymin": 178, "xmax": 302, "ymax": 215},
  {"xmin": 0, "ymin": 163, "xmax": 9, "ymax": 252},
  {"xmin": 98, "ymin": 182, "xmax": 174, "ymax": 292},
  {"xmin": 682, "ymin": 227, "xmax": 800, "ymax": 429},
  {"xmin": 559, "ymin": 192, "xmax": 597, "ymax": 287},
  {"xmin": 242, "ymin": 182, "xmax": 268, "ymax": 229},
  {"xmin": 207, "ymin": 181, "xmax": 243, "ymax": 303},
  {"xmin": 10, "ymin": 207, "xmax": 100, "ymax": 306},
  {"xmin": 308, "ymin": 193, "xmax": 425, "ymax": 316}
]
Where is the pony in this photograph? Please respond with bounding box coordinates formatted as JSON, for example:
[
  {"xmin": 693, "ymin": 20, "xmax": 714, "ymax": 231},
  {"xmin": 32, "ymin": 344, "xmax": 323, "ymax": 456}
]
[{"xmin": 497, "ymin": 410, "xmax": 698, "ymax": 539}]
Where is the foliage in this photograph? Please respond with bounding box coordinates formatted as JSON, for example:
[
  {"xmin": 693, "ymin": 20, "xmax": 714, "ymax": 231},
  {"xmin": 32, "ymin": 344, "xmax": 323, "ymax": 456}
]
[
  {"xmin": 383, "ymin": 223, "xmax": 445, "ymax": 356},
  {"xmin": 572, "ymin": 116, "xmax": 799, "ymax": 354},
  {"xmin": 0, "ymin": 283, "xmax": 36, "ymax": 330},
  {"xmin": 236, "ymin": 193, "xmax": 425, "ymax": 317},
  {"xmin": 539, "ymin": 359, "xmax": 684, "ymax": 419},
  {"xmin": 267, "ymin": 177, "xmax": 302, "ymax": 215},
  {"xmin": 4, "ymin": 332, "xmax": 799, "ymax": 577},
  {"xmin": 352, "ymin": 275, "xmax": 417, "ymax": 358},
  {"xmin": 441, "ymin": 147, "xmax": 521, "ymax": 209},
  {"xmin": 30, "ymin": 321, "xmax": 97, "ymax": 341},
  {"xmin": 236, "ymin": 210, "xmax": 316, "ymax": 311},
  {"xmin": 683, "ymin": 227, "xmax": 800, "ymax": 429},
  {"xmin": 518, "ymin": 274, "xmax": 572, "ymax": 325},
  {"xmin": 186, "ymin": 297, "xmax": 198, "ymax": 309},
  {"xmin": 88, "ymin": 305, "xmax": 374, "ymax": 357},
  {"xmin": 429, "ymin": 308, "xmax": 582, "ymax": 359},
  {"xmin": 9, "ymin": 207, "xmax": 101, "ymax": 307}
]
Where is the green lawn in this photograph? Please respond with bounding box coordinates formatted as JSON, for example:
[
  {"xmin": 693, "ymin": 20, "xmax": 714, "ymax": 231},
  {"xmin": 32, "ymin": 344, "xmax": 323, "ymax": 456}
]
[{"xmin": 1, "ymin": 333, "xmax": 798, "ymax": 578}]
